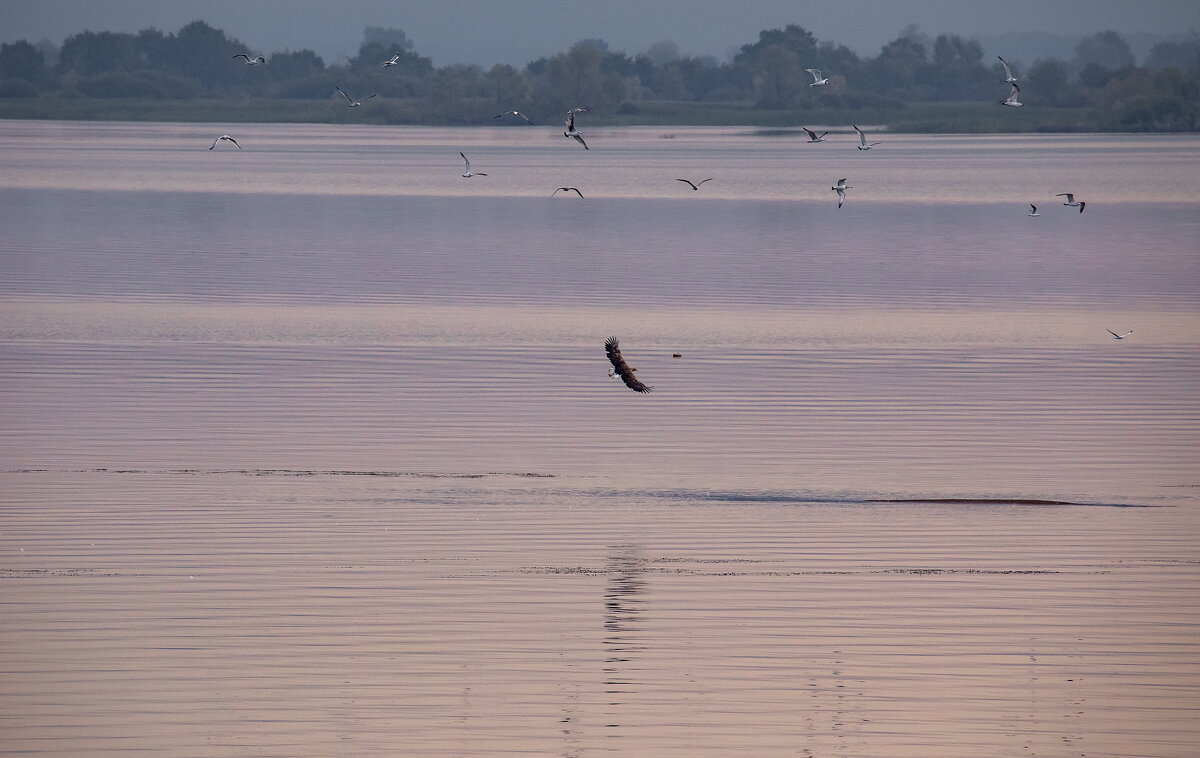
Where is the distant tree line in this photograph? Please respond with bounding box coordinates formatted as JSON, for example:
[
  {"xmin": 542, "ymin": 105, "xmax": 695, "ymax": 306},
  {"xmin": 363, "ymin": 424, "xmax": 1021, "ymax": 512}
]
[{"xmin": 1, "ymin": 21, "xmax": 1197, "ymax": 130}]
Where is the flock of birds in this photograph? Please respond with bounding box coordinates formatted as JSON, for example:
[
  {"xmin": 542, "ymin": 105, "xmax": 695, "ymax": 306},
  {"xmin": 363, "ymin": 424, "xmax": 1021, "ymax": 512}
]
[{"xmin": 210, "ymin": 51, "xmax": 1120, "ymax": 393}]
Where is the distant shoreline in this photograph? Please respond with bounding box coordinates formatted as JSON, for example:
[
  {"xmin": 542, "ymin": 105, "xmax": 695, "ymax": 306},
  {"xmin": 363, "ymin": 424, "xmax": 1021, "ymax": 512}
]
[{"xmin": 0, "ymin": 98, "xmax": 1168, "ymax": 133}]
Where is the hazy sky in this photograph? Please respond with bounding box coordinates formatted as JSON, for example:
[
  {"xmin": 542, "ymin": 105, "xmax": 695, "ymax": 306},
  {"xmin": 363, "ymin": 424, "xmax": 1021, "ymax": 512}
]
[{"xmin": 4, "ymin": 0, "xmax": 1198, "ymax": 66}]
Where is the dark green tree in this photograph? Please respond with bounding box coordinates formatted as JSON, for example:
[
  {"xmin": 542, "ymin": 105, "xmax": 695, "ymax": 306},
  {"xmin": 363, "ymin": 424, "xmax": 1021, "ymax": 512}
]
[
  {"xmin": 930, "ymin": 34, "xmax": 987, "ymax": 100},
  {"xmin": 1144, "ymin": 37, "xmax": 1200, "ymax": 72},
  {"xmin": 1073, "ymin": 30, "xmax": 1134, "ymax": 74},
  {"xmin": 0, "ymin": 40, "xmax": 47, "ymax": 81},
  {"xmin": 58, "ymin": 31, "xmax": 142, "ymax": 74},
  {"xmin": 868, "ymin": 35, "xmax": 929, "ymax": 95},
  {"xmin": 1025, "ymin": 57, "xmax": 1075, "ymax": 105}
]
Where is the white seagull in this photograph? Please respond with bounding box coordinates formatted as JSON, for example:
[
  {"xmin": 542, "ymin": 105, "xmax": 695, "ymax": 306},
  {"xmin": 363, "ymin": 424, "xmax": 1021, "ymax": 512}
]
[
  {"xmin": 1002, "ymin": 82, "xmax": 1023, "ymax": 107},
  {"xmin": 564, "ymin": 107, "xmax": 590, "ymax": 149},
  {"xmin": 1027, "ymin": 203, "xmax": 1040, "ymax": 217},
  {"xmin": 381, "ymin": 53, "xmax": 402, "ymax": 67},
  {"xmin": 805, "ymin": 68, "xmax": 830, "ymax": 86},
  {"xmin": 494, "ymin": 110, "xmax": 533, "ymax": 124},
  {"xmin": 1057, "ymin": 193, "xmax": 1086, "ymax": 212},
  {"xmin": 997, "ymin": 56, "xmax": 1019, "ymax": 84},
  {"xmin": 802, "ymin": 127, "xmax": 827, "ymax": 143},
  {"xmin": 552, "ymin": 187, "xmax": 584, "ymax": 198},
  {"xmin": 676, "ymin": 178, "xmax": 713, "ymax": 191},
  {"xmin": 852, "ymin": 124, "xmax": 880, "ymax": 150},
  {"xmin": 459, "ymin": 152, "xmax": 487, "ymax": 178},
  {"xmin": 335, "ymin": 86, "xmax": 376, "ymax": 107},
  {"xmin": 1107, "ymin": 329, "xmax": 1133, "ymax": 340},
  {"xmin": 232, "ymin": 54, "xmax": 266, "ymax": 65},
  {"xmin": 831, "ymin": 178, "xmax": 852, "ymax": 208},
  {"xmin": 209, "ymin": 134, "xmax": 241, "ymax": 150}
]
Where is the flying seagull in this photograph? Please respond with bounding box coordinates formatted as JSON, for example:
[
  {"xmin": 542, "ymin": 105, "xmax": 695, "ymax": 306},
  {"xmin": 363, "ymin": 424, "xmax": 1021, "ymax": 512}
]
[
  {"xmin": 831, "ymin": 178, "xmax": 852, "ymax": 208},
  {"xmin": 552, "ymin": 187, "xmax": 584, "ymax": 197},
  {"xmin": 802, "ymin": 127, "xmax": 827, "ymax": 143},
  {"xmin": 232, "ymin": 54, "xmax": 266, "ymax": 65},
  {"xmin": 676, "ymin": 178, "xmax": 713, "ymax": 191},
  {"xmin": 1001, "ymin": 83, "xmax": 1023, "ymax": 107},
  {"xmin": 805, "ymin": 68, "xmax": 830, "ymax": 86},
  {"xmin": 605, "ymin": 337, "xmax": 652, "ymax": 393},
  {"xmin": 1057, "ymin": 193, "xmax": 1086, "ymax": 212},
  {"xmin": 209, "ymin": 134, "xmax": 241, "ymax": 150},
  {"xmin": 852, "ymin": 124, "xmax": 880, "ymax": 150},
  {"xmin": 335, "ymin": 86, "xmax": 376, "ymax": 108},
  {"xmin": 1028, "ymin": 203, "xmax": 1040, "ymax": 217},
  {"xmin": 997, "ymin": 56, "xmax": 1019, "ymax": 84},
  {"xmin": 564, "ymin": 107, "xmax": 590, "ymax": 149},
  {"xmin": 1107, "ymin": 329, "xmax": 1133, "ymax": 340},
  {"xmin": 459, "ymin": 152, "xmax": 487, "ymax": 178},
  {"xmin": 381, "ymin": 53, "xmax": 402, "ymax": 67},
  {"xmin": 494, "ymin": 110, "xmax": 533, "ymax": 124}
]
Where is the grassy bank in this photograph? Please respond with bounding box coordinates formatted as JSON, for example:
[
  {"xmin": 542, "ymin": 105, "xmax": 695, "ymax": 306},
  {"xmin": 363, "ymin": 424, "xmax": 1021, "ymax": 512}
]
[{"xmin": 0, "ymin": 97, "xmax": 1110, "ymax": 133}]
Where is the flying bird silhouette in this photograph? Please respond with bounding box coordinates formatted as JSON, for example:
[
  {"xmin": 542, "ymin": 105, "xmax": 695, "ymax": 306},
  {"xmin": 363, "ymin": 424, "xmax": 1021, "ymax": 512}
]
[
  {"xmin": 1001, "ymin": 82, "xmax": 1023, "ymax": 107},
  {"xmin": 335, "ymin": 86, "xmax": 376, "ymax": 107},
  {"xmin": 605, "ymin": 337, "xmax": 652, "ymax": 393},
  {"xmin": 997, "ymin": 56, "xmax": 1019, "ymax": 84},
  {"xmin": 552, "ymin": 187, "xmax": 584, "ymax": 197},
  {"xmin": 494, "ymin": 110, "xmax": 533, "ymax": 124},
  {"xmin": 831, "ymin": 178, "xmax": 852, "ymax": 208},
  {"xmin": 852, "ymin": 124, "xmax": 880, "ymax": 150},
  {"xmin": 233, "ymin": 54, "xmax": 266, "ymax": 65},
  {"xmin": 676, "ymin": 178, "xmax": 713, "ymax": 190},
  {"xmin": 1057, "ymin": 193, "xmax": 1086, "ymax": 212},
  {"xmin": 460, "ymin": 152, "xmax": 487, "ymax": 178},
  {"xmin": 564, "ymin": 107, "xmax": 590, "ymax": 149},
  {"xmin": 209, "ymin": 134, "xmax": 241, "ymax": 150}
]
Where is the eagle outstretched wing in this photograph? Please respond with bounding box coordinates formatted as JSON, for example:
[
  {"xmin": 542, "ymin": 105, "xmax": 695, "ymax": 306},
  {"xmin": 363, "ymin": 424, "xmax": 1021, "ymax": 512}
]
[{"xmin": 605, "ymin": 337, "xmax": 653, "ymax": 393}]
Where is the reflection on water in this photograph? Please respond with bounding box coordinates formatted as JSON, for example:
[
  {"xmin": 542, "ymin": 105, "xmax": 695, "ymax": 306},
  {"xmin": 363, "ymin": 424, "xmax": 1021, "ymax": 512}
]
[{"xmin": 603, "ymin": 545, "xmax": 646, "ymax": 732}]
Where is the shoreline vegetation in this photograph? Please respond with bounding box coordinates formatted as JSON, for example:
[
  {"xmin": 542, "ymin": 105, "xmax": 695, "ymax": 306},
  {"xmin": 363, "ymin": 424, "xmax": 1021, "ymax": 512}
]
[
  {"xmin": 0, "ymin": 98, "xmax": 1123, "ymax": 133},
  {"xmin": 1, "ymin": 21, "xmax": 1196, "ymax": 132}
]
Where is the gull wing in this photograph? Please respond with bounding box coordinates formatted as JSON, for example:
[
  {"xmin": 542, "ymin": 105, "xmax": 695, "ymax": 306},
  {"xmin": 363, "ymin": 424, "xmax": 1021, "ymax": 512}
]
[
  {"xmin": 572, "ymin": 134, "xmax": 589, "ymax": 150},
  {"xmin": 998, "ymin": 56, "xmax": 1014, "ymax": 79},
  {"xmin": 335, "ymin": 86, "xmax": 353, "ymax": 104},
  {"xmin": 853, "ymin": 124, "xmax": 866, "ymax": 146}
]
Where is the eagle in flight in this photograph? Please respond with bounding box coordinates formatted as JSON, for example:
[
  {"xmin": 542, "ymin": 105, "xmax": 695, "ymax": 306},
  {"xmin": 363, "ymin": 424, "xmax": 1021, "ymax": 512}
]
[{"xmin": 605, "ymin": 337, "xmax": 653, "ymax": 393}]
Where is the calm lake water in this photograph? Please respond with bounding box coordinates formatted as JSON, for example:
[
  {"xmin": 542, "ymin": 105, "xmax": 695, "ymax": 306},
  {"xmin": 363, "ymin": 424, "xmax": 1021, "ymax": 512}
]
[{"xmin": 2, "ymin": 120, "xmax": 1198, "ymax": 755}]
